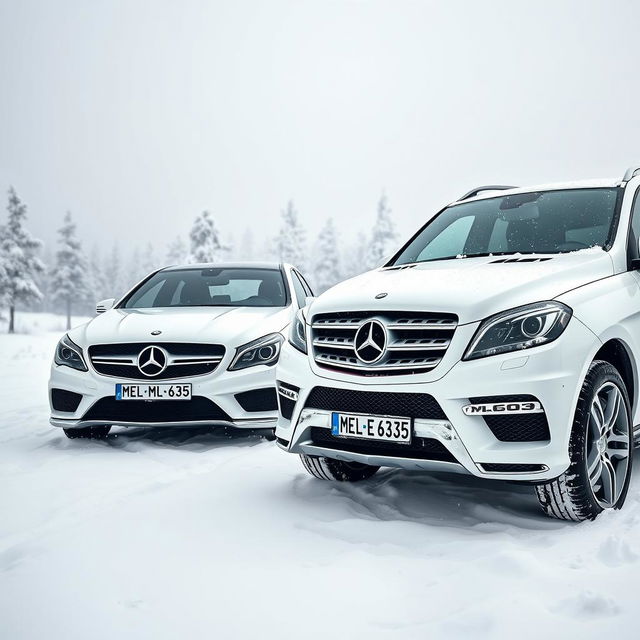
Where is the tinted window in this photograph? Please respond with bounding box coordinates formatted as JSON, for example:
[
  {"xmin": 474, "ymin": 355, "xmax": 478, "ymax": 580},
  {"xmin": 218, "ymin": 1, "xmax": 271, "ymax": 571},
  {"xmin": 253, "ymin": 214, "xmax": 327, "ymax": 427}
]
[
  {"xmin": 121, "ymin": 268, "xmax": 288, "ymax": 308},
  {"xmin": 291, "ymin": 271, "xmax": 308, "ymax": 305},
  {"xmin": 628, "ymin": 187, "xmax": 640, "ymax": 264},
  {"xmin": 392, "ymin": 188, "xmax": 620, "ymax": 265}
]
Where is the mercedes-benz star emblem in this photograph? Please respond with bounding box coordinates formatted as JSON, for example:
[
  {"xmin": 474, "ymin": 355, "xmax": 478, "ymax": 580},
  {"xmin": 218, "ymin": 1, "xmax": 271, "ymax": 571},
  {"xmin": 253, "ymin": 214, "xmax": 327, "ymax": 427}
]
[
  {"xmin": 354, "ymin": 320, "xmax": 387, "ymax": 364},
  {"xmin": 137, "ymin": 345, "xmax": 168, "ymax": 377}
]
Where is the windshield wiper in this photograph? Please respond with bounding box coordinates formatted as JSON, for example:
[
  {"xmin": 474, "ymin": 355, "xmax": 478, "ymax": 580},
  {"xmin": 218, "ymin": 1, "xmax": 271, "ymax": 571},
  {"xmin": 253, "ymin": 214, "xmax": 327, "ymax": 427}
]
[{"xmin": 397, "ymin": 251, "xmax": 541, "ymax": 265}]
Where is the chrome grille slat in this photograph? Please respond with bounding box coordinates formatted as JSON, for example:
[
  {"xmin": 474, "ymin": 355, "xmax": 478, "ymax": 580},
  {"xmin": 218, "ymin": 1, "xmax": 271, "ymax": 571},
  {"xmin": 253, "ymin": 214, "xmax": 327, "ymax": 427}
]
[
  {"xmin": 312, "ymin": 337, "xmax": 355, "ymax": 350},
  {"xmin": 388, "ymin": 338, "xmax": 450, "ymax": 351},
  {"xmin": 315, "ymin": 353, "xmax": 442, "ymax": 372},
  {"xmin": 92, "ymin": 357, "xmax": 136, "ymax": 364},
  {"xmin": 311, "ymin": 310, "xmax": 457, "ymax": 377}
]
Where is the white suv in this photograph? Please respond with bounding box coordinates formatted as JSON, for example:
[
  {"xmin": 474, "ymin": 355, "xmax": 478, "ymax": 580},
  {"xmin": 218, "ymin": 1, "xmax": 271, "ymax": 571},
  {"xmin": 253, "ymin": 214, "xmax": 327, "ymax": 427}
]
[
  {"xmin": 49, "ymin": 262, "xmax": 314, "ymax": 439},
  {"xmin": 276, "ymin": 166, "xmax": 640, "ymax": 521}
]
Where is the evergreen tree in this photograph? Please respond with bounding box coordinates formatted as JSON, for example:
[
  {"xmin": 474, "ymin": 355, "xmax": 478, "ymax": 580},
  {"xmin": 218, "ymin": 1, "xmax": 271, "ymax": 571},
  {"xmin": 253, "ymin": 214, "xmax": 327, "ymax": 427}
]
[
  {"xmin": 140, "ymin": 242, "xmax": 157, "ymax": 278},
  {"xmin": 188, "ymin": 211, "xmax": 225, "ymax": 263},
  {"xmin": 0, "ymin": 187, "xmax": 44, "ymax": 333},
  {"xmin": 366, "ymin": 193, "xmax": 398, "ymax": 269},
  {"xmin": 103, "ymin": 243, "xmax": 124, "ymax": 300},
  {"xmin": 343, "ymin": 231, "xmax": 369, "ymax": 279},
  {"xmin": 273, "ymin": 200, "xmax": 307, "ymax": 270},
  {"xmin": 50, "ymin": 212, "xmax": 91, "ymax": 330},
  {"xmin": 127, "ymin": 246, "xmax": 142, "ymax": 287},
  {"xmin": 166, "ymin": 236, "xmax": 187, "ymax": 264},
  {"xmin": 88, "ymin": 245, "xmax": 108, "ymax": 305},
  {"xmin": 313, "ymin": 218, "xmax": 342, "ymax": 293}
]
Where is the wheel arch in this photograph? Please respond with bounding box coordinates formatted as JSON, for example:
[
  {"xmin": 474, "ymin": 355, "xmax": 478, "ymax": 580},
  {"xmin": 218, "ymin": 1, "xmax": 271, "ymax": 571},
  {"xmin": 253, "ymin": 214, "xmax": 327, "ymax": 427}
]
[{"xmin": 592, "ymin": 338, "xmax": 636, "ymax": 412}]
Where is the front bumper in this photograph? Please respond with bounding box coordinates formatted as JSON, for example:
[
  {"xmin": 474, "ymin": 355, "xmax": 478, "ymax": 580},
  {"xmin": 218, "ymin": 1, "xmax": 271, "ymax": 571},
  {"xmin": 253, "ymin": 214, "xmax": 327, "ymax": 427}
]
[
  {"xmin": 275, "ymin": 316, "xmax": 600, "ymax": 482},
  {"xmin": 49, "ymin": 360, "xmax": 278, "ymax": 430}
]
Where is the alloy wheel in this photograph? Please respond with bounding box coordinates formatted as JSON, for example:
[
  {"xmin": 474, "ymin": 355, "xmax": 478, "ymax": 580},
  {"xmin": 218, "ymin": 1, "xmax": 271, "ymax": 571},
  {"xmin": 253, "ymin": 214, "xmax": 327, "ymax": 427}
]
[{"xmin": 586, "ymin": 382, "xmax": 631, "ymax": 508}]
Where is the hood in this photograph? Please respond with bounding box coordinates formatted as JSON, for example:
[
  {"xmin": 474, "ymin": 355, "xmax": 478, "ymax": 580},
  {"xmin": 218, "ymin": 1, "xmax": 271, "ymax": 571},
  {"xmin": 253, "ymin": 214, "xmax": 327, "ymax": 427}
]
[
  {"xmin": 71, "ymin": 305, "xmax": 292, "ymax": 347},
  {"xmin": 309, "ymin": 250, "xmax": 614, "ymax": 325}
]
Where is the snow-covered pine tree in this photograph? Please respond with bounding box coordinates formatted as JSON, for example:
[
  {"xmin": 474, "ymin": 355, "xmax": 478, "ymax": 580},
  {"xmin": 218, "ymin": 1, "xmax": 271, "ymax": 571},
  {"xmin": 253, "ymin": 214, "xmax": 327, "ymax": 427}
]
[
  {"xmin": 88, "ymin": 245, "xmax": 108, "ymax": 305},
  {"xmin": 343, "ymin": 231, "xmax": 369, "ymax": 279},
  {"xmin": 273, "ymin": 200, "xmax": 307, "ymax": 271},
  {"xmin": 0, "ymin": 187, "xmax": 45, "ymax": 333},
  {"xmin": 188, "ymin": 211, "xmax": 225, "ymax": 263},
  {"xmin": 166, "ymin": 236, "xmax": 187, "ymax": 265},
  {"xmin": 127, "ymin": 246, "xmax": 142, "ymax": 287},
  {"xmin": 50, "ymin": 212, "xmax": 91, "ymax": 330},
  {"xmin": 103, "ymin": 243, "xmax": 125, "ymax": 300},
  {"xmin": 366, "ymin": 193, "xmax": 398, "ymax": 269},
  {"xmin": 140, "ymin": 242, "xmax": 158, "ymax": 278},
  {"xmin": 313, "ymin": 218, "xmax": 342, "ymax": 293}
]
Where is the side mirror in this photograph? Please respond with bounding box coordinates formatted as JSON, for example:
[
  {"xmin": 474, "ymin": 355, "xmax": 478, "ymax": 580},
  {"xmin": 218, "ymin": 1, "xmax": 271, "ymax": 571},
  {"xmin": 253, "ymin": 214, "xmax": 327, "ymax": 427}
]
[{"xmin": 96, "ymin": 298, "xmax": 115, "ymax": 314}]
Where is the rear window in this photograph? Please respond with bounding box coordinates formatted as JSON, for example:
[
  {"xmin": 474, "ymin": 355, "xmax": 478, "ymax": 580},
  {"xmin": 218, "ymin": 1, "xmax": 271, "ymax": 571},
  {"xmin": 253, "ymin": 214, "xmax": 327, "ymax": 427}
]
[{"xmin": 121, "ymin": 268, "xmax": 288, "ymax": 308}]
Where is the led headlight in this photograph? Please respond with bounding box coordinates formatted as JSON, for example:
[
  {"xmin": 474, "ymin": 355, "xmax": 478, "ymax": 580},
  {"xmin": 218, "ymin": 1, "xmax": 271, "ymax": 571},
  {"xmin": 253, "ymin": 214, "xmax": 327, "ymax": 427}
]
[
  {"xmin": 463, "ymin": 301, "xmax": 572, "ymax": 361},
  {"xmin": 228, "ymin": 333, "xmax": 284, "ymax": 371},
  {"xmin": 288, "ymin": 309, "xmax": 308, "ymax": 354},
  {"xmin": 54, "ymin": 334, "xmax": 88, "ymax": 371}
]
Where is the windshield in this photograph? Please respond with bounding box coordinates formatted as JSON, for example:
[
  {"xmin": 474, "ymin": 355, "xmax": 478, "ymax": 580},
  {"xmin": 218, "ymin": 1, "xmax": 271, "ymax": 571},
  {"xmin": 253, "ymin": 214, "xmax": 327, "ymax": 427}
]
[
  {"xmin": 121, "ymin": 267, "xmax": 288, "ymax": 309},
  {"xmin": 391, "ymin": 188, "xmax": 620, "ymax": 266}
]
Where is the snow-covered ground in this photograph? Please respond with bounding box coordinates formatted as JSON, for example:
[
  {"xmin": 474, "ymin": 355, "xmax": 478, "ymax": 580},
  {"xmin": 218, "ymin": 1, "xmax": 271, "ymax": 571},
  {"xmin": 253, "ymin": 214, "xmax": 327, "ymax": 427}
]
[{"xmin": 1, "ymin": 316, "xmax": 639, "ymax": 639}]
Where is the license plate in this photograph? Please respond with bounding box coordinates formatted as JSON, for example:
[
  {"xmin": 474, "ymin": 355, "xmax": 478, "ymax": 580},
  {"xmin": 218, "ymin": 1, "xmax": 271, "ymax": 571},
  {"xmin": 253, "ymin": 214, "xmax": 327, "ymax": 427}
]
[
  {"xmin": 331, "ymin": 412, "xmax": 412, "ymax": 443},
  {"xmin": 115, "ymin": 383, "xmax": 192, "ymax": 401}
]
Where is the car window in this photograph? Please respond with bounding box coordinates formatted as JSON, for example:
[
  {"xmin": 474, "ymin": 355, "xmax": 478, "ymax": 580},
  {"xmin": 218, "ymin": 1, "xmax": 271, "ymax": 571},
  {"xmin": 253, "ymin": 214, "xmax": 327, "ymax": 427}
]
[
  {"xmin": 628, "ymin": 187, "xmax": 640, "ymax": 264},
  {"xmin": 415, "ymin": 216, "xmax": 474, "ymax": 261},
  {"xmin": 290, "ymin": 271, "xmax": 308, "ymax": 306},
  {"xmin": 121, "ymin": 267, "xmax": 288, "ymax": 308},
  {"xmin": 296, "ymin": 271, "xmax": 314, "ymax": 296}
]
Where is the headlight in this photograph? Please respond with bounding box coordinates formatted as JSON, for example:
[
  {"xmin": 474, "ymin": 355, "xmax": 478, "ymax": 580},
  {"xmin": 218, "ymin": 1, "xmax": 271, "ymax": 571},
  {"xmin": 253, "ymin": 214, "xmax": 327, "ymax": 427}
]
[
  {"xmin": 54, "ymin": 334, "xmax": 88, "ymax": 371},
  {"xmin": 228, "ymin": 333, "xmax": 284, "ymax": 371},
  {"xmin": 288, "ymin": 309, "xmax": 308, "ymax": 354},
  {"xmin": 463, "ymin": 302, "xmax": 572, "ymax": 361}
]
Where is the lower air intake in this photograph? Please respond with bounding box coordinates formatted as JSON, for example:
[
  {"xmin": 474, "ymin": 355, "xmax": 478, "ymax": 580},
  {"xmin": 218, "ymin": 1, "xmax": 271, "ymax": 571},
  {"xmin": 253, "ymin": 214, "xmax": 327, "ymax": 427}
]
[
  {"xmin": 304, "ymin": 387, "xmax": 447, "ymax": 420},
  {"xmin": 81, "ymin": 396, "xmax": 232, "ymax": 423}
]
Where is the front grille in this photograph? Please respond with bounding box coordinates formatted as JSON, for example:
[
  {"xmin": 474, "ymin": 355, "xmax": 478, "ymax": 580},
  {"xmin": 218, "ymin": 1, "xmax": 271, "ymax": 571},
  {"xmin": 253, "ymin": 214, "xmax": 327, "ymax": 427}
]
[
  {"xmin": 310, "ymin": 428, "xmax": 457, "ymax": 463},
  {"xmin": 310, "ymin": 310, "xmax": 457, "ymax": 376},
  {"xmin": 88, "ymin": 343, "xmax": 225, "ymax": 380},
  {"xmin": 81, "ymin": 396, "xmax": 232, "ymax": 423},
  {"xmin": 51, "ymin": 388, "xmax": 82, "ymax": 412},
  {"xmin": 469, "ymin": 395, "xmax": 550, "ymax": 442},
  {"xmin": 304, "ymin": 386, "xmax": 447, "ymax": 420},
  {"xmin": 235, "ymin": 388, "xmax": 278, "ymax": 412},
  {"xmin": 480, "ymin": 463, "xmax": 546, "ymax": 473}
]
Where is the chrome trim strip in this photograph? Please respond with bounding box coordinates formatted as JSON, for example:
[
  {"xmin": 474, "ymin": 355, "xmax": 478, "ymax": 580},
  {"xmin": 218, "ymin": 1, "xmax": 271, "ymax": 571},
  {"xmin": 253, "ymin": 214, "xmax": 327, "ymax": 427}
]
[
  {"xmin": 315, "ymin": 353, "xmax": 441, "ymax": 371},
  {"xmin": 477, "ymin": 463, "xmax": 549, "ymax": 475},
  {"xmin": 50, "ymin": 417, "xmax": 276, "ymax": 429}
]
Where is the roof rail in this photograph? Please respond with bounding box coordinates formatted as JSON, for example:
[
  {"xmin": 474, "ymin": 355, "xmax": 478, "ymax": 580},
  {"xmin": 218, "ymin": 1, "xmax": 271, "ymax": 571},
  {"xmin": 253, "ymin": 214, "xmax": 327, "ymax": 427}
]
[
  {"xmin": 623, "ymin": 166, "xmax": 640, "ymax": 182},
  {"xmin": 458, "ymin": 185, "xmax": 517, "ymax": 201}
]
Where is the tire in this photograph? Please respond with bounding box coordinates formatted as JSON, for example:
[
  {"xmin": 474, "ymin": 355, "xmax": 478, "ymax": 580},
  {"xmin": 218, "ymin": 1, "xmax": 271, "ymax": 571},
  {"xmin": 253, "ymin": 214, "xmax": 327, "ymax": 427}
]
[
  {"xmin": 63, "ymin": 425, "xmax": 111, "ymax": 439},
  {"xmin": 300, "ymin": 454, "xmax": 379, "ymax": 482},
  {"xmin": 262, "ymin": 429, "xmax": 277, "ymax": 442},
  {"xmin": 535, "ymin": 360, "xmax": 633, "ymax": 521}
]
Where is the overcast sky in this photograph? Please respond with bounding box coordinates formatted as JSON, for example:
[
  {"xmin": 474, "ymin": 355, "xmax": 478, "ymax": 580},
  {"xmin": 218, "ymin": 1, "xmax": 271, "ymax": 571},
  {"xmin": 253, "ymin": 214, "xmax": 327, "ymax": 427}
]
[{"xmin": 1, "ymin": 0, "xmax": 639, "ymax": 258}]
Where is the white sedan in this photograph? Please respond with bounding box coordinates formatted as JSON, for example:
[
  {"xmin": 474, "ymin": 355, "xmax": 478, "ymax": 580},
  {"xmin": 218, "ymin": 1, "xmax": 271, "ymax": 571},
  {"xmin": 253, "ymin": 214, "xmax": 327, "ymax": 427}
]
[{"xmin": 49, "ymin": 262, "xmax": 314, "ymax": 438}]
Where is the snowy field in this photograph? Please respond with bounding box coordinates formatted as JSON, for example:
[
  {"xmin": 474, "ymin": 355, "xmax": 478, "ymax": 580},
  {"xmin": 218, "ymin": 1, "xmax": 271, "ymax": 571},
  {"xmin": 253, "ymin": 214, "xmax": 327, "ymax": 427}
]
[{"xmin": 1, "ymin": 315, "xmax": 640, "ymax": 640}]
